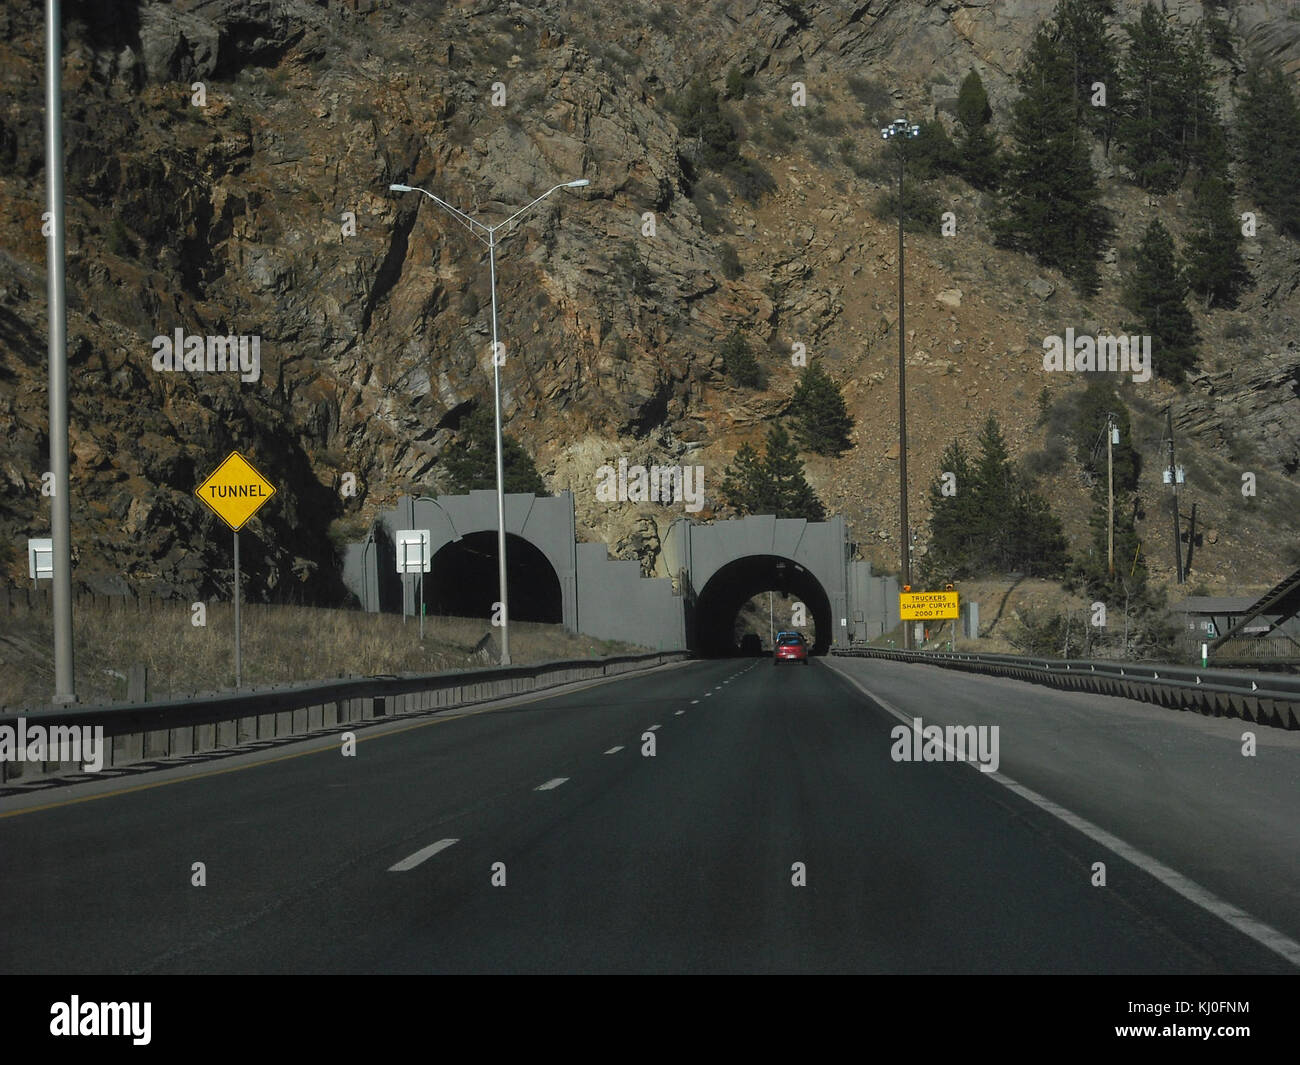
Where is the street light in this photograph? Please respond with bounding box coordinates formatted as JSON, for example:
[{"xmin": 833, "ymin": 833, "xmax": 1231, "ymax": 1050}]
[
  {"xmin": 881, "ymin": 118, "xmax": 920, "ymax": 649},
  {"xmin": 390, "ymin": 177, "xmax": 588, "ymax": 665}
]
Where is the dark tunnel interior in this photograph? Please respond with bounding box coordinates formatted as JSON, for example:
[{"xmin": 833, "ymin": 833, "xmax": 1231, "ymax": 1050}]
[
  {"xmin": 426, "ymin": 532, "xmax": 562, "ymax": 624},
  {"xmin": 694, "ymin": 554, "xmax": 833, "ymax": 657}
]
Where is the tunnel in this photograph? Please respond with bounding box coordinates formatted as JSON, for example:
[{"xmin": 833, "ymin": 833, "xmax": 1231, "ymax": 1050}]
[
  {"xmin": 693, "ymin": 554, "xmax": 834, "ymax": 657},
  {"xmin": 427, "ymin": 531, "xmax": 563, "ymax": 624}
]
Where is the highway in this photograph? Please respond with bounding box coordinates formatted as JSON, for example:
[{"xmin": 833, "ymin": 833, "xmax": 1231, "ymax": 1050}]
[{"xmin": 1, "ymin": 655, "xmax": 1297, "ymax": 974}]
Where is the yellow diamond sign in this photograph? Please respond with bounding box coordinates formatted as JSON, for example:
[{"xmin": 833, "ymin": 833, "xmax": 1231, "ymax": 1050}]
[{"xmin": 195, "ymin": 451, "xmax": 276, "ymax": 531}]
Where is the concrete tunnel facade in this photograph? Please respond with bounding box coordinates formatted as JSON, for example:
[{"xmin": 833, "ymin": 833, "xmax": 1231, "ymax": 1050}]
[{"xmin": 343, "ymin": 493, "xmax": 897, "ymax": 654}]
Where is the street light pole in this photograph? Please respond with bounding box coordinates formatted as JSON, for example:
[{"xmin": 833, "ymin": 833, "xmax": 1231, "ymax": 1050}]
[
  {"xmin": 390, "ymin": 178, "xmax": 588, "ymax": 666},
  {"xmin": 46, "ymin": 0, "xmax": 75, "ymax": 703},
  {"xmin": 881, "ymin": 118, "xmax": 920, "ymax": 650}
]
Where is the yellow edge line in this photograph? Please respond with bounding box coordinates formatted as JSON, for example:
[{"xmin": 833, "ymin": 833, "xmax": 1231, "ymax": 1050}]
[{"xmin": 0, "ymin": 670, "xmax": 649, "ymax": 821}]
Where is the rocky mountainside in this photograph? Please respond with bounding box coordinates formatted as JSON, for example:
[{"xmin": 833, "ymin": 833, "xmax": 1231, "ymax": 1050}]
[{"xmin": 1, "ymin": 0, "xmax": 1297, "ymax": 603}]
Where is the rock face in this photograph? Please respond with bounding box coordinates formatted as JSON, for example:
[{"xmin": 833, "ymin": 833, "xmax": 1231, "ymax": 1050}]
[{"xmin": 0, "ymin": 0, "xmax": 1297, "ymax": 601}]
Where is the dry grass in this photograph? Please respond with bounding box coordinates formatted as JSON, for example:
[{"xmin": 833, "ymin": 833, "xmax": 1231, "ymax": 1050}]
[{"xmin": 0, "ymin": 599, "xmax": 646, "ymax": 711}]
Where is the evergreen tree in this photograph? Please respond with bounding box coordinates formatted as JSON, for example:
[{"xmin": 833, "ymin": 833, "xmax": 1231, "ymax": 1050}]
[
  {"xmin": 764, "ymin": 424, "xmax": 826, "ymax": 520},
  {"xmin": 970, "ymin": 415, "xmax": 1021, "ymax": 569},
  {"xmin": 994, "ymin": 24, "xmax": 1107, "ymax": 295},
  {"xmin": 923, "ymin": 416, "xmax": 1067, "ymax": 579},
  {"xmin": 1055, "ymin": 0, "xmax": 1119, "ymax": 147},
  {"xmin": 1115, "ymin": 6, "xmax": 1220, "ymax": 192},
  {"xmin": 924, "ymin": 438, "xmax": 979, "ymax": 579},
  {"xmin": 1184, "ymin": 148, "xmax": 1250, "ymax": 310},
  {"xmin": 1072, "ymin": 379, "xmax": 1140, "ymax": 493},
  {"xmin": 955, "ymin": 69, "xmax": 1001, "ymax": 190},
  {"xmin": 1236, "ymin": 61, "xmax": 1300, "ymax": 239},
  {"xmin": 720, "ymin": 424, "xmax": 825, "ymax": 520},
  {"xmin": 1115, "ymin": 3, "xmax": 1183, "ymax": 192},
  {"xmin": 673, "ymin": 76, "xmax": 740, "ymax": 170},
  {"xmin": 720, "ymin": 328, "xmax": 761, "ymax": 387},
  {"xmin": 791, "ymin": 362, "xmax": 854, "ymax": 456},
  {"xmin": 441, "ymin": 404, "xmax": 546, "ymax": 495},
  {"xmin": 905, "ymin": 119, "xmax": 960, "ymax": 181},
  {"xmin": 719, "ymin": 441, "xmax": 771, "ymax": 514},
  {"xmin": 1123, "ymin": 218, "xmax": 1198, "ymax": 380}
]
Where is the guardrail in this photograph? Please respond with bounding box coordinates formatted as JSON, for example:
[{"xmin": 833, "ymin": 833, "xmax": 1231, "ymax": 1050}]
[
  {"xmin": 0, "ymin": 652, "xmax": 688, "ymax": 785},
  {"xmin": 831, "ymin": 647, "xmax": 1300, "ymax": 730}
]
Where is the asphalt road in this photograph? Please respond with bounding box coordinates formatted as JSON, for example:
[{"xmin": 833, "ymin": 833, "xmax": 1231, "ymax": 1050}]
[{"xmin": 1, "ymin": 656, "xmax": 1296, "ymax": 974}]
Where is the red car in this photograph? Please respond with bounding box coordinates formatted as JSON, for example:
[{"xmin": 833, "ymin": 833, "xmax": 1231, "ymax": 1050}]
[{"xmin": 773, "ymin": 633, "xmax": 809, "ymax": 665}]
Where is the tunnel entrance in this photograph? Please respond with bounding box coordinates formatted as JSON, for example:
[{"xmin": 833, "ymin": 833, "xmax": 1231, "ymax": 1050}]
[
  {"xmin": 694, "ymin": 554, "xmax": 834, "ymax": 657},
  {"xmin": 428, "ymin": 531, "xmax": 562, "ymax": 623}
]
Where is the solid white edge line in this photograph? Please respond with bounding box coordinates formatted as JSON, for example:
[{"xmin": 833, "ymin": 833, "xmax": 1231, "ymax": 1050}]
[
  {"xmin": 823, "ymin": 657, "xmax": 1300, "ymax": 969},
  {"xmin": 388, "ymin": 838, "xmax": 458, "ymax": 872},
  {"xmin": 535, "ymin": 777, "xmax": 569, "ymax": 791},
  {"xmin": 604, "ymin": 746, "xmax": 624, "ymax": 754}
]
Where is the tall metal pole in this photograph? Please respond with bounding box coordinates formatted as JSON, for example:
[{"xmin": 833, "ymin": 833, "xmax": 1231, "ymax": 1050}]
[
  {"xmin": 46, "ymin": 0, "xmax": 75, "ymax": 704},
  {"xmin": 1106, "ymin": 414, "xmax": 1115, "ymax": 576},
  {"xmin": 896, "ymin": 138, "xmax": 911, "ymax": 650},
  {"xmin": 489, "ymin": 231, "xmax": 511, "ymax": 665},
  {"xmin": 233, "ymin": 530, "xmax": 241, "ymax": 688}
]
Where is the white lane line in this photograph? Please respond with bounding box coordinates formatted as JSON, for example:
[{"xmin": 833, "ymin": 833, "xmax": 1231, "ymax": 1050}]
[
  {"xmin": 704, "ymin": 692, "xmax": 712, "ymax": 697},
  {"xmin": 824, "ymin": 658, "xmax": 1300, "ymax": 969},
  {"xmin": 646, "ymin": 724, "xmax": 661, "ymax": 731},
  {"xmin": 691, "ymin": 699, "xmax": 699, "ymax": 705},
  {"xmin": 388, "ymin": 838, "xmax": 458, "ymax": 872},
  {"xmin": 604, "ymin": 746, "xmax": 624, "ymax": 754},
  {"xmin": 675, "ymin": 710, "xmax": 685, "ymax": 716},
  {"xmin": 535, "ymin": 777, "xmax": 569, "ymax": 791}
]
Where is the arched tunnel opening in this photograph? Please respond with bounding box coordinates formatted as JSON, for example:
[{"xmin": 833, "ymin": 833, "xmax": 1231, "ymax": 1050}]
[
  {"xmin": 428, "ymin": 532, "xmax": 562, "ymax": 624},
  {"xmin": 694, "ymin": 554, "xmax": 833, "ymax": 657}
]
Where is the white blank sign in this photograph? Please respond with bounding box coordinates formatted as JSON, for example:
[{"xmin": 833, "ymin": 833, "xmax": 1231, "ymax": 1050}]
[
  {"xmin": 395, "ymin": 529, "xmax": 431, "ymax": 573},
  {"xmin": 28, "ymin": 538, "xmax": 53, "ymax": 580}
]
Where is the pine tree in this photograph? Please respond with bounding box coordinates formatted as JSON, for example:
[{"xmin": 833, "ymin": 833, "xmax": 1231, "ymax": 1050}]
[
  {"xmin": 971, "ymin": 415, "xmax": 1020, "ymax": 569},
  {"xmin": 1055, "ymin": 0, "xmax": 1119, "ymax": 147},
  {"xmin": 924, "ymin": 418, "xmax": 1067, "ymax": 579},
  {"xmin": 674, "ymin": 76, "xmax": 740, "ymax": 170},
  {"xmin": 1115, "ymin": 6, "xmax": 1221, "ymax": 192},
  {"xmin": 719, "ymin": 441, "xmax": 771, "ymax": 514},
  {"xmin": 924, "ymin": 438, "xmax": 979, "ymax": 578},
  {"xmin": 1123, "ymin": 218, "xmax": 1198, "ymax": 380},
  {"xmin": 720, "ymin": 424, "xmax": 825, "ymax": 520},
  {"xmin": 955, "ymin": 69, "xmax": 1001, "ymax": 190},
  {"xmin": 720, "ymin": 328, "xmax": 761, "ymax": 387},
  {"xmin": 1115, "ymin": 3, "xmax": 1183, "ymax": 192},
  {"xmin": 1236, "ymin": 61, "xmax": 1300, "ymax": 239},
  {"xmin": 764, "ymin": 424, "xmax": 826, "ymax": 520},
  {"xmin": 441, "ymin": 404, "xmax": 547, "ymax": 495},
  {"xmin": 791, "ymin": 362, "xmax": 854, "ymax": 456},
  {"xmin": 906, "ymin": 119, "xmax": 960, "ymax": 181},
  {"xmin": 994, "ymin": 23, "xmax": 1107, "ymax": 295},
  {"xmin": 1072, "ymin": 380, "xmax": 1140, "ymax": 493},
  {"xmin": 1184, "ymin": 151, "xmax": 1250, "ymax": 309}
]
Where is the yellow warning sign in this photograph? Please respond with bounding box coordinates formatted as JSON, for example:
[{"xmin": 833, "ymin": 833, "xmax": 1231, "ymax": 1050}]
[
  {"xmin": 899, "ymin": 590, "xmax": 959, "ymax": 620},
  {"xmin": 195, "ymin": 451, "xmax": 276, "ymax": 531}
]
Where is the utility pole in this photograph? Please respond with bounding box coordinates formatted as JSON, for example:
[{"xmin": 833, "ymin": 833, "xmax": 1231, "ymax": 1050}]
[
  {"xmin": 1165, "ymin": 408, "xmax": 1184, "ymax": 584},
  {"xmin": 1106, "ymin": 413, "xmax": 1115, "ymax": 576},
  {"xmin": 881, "ymin": 117, "xmax": 920, "ymax": 649}
]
